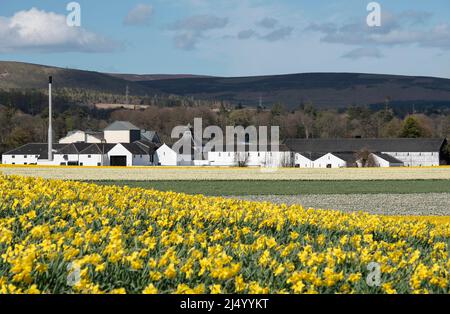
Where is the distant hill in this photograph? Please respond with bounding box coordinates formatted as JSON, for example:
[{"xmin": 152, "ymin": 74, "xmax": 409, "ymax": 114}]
[
  {"xmin": 138, "ymin": 73, "xmax": 450, "ymax": 109},
  {"xmin": 108, "ymin": 73, "xmax": 213, "ymax": 81},
  {"xmin": 2, "ymin": 61, "xmax": 450, "ymax": 109},
  {"xmin": 0, "ymin": 61, "xmax": 154, "ymax": 95}
]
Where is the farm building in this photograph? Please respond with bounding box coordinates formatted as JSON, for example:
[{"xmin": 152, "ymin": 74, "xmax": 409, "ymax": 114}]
[
  {"xmin": 207, "ymin": 144, "xmax": 293, "ymax": 167},
  {"xmin": 2, "ymin": 120, "xmax": 174, "ymax": 167},
  {"xmin": 285, "ymin": 138, "xmax": 447, "ymax": 168},
  {"xmin": 1, "ymin": 117, "xmax": 447, "ymax": 168},
  {"xmin": 2, "ymin": 140, "xmax": 172, "ymax": 167}
]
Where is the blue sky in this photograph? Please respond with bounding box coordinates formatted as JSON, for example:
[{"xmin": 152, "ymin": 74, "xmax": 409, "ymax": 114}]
[{"xmin": 0, "ymin": 0, "xmax": 449, "ymax": 77}]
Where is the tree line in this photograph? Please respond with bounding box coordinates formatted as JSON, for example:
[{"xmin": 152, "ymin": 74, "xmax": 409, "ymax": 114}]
[{"xmin": 0, "ymin": 91, "xmax": 449, "ymax": 158}]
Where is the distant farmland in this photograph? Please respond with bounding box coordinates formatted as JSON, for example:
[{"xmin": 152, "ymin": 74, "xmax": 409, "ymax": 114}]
[{"xmin": 1, "ymin": 165, "xmax": 450, "ymax": 181}]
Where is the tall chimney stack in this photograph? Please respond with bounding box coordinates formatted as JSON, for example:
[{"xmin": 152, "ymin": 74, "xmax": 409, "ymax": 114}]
[{"xmin": 48, "ymin": 76, "xmax": 53, "ymax": 161}]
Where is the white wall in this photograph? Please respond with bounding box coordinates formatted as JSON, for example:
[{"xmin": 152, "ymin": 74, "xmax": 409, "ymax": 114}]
[
  {"xmin": 208, "ymin": 152, "xmax": 236, "ymax": 166},
  {"xmin": 59, "ymin": 131, "xmax": 102, "ymax": 144},
  {"xmin": 370, "ymin": 154, "xmax": 396, "ymax": 167},
  {"xmin": 294, "ymin": 153, "xmax": 314, "ymax": 168},
  {"xmin": 383, "ymin": 152, "xmax": 439, "ymax": 167},
  {"xmin": 59, "ymin": 132, "xmax": 84, "ymax": 144},
  {"xmin": 53, "ymin": 154, "xmax": 80, "ymax": 165},
  {"xmin": 208, "ymin": 151, "xmax": 292, "ymax": 167},
  {"xmin": 104, "ymin": 130, "xmax": 130, "ymax": 144},
  {"xmin": 79, "ymin": 154, "xmax": 104, "ymax": 166},
  {"xmin": 313, "ymin": 153, "xmax": 346, "ymax": 168},
  {"xmin": 155, "ymin": 144, "xmax": 177, "ymax": 166},
  {"xmin": 108, "ymin": 144, "xmax": 133, "ymax": 166},
  {"xmin": 86, "ymin": 134, "xmax": 102, "ymax": 144},
  {"xmin": 2, "ymin": 154, "xmax": 39, "ymax": 165}
]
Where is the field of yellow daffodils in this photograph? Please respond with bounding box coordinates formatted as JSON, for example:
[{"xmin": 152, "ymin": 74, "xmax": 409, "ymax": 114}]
[{"xmin": 0, "ymin": 175, "xmax": 449, "ymax": 294}]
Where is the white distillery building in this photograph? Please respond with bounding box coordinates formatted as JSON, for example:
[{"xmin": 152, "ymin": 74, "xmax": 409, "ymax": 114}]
[
  {"xmin": 1, "ymin": 121, "xmax": 176, "ymax": 167},
  {"xmin": 285, "ymin": 138, "xmax": 447, "ymax": 168},
  {"xmin": 207, "ymin": 144, "xmax": 293, "ymax": 167},
  {"xmin": 2, "ymin": 118, "xmax": 447, "ymax": 168}
]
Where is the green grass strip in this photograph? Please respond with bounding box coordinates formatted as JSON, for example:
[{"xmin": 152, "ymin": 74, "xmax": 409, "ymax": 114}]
[{"xmin": 90, "ymin": 180, "xmax": 450, "ymax": 196}]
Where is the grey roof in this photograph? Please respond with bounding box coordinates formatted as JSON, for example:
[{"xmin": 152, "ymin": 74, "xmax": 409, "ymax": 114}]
[
  {"xmin": 373, "ymin": 153, "xmax": 404, "ymax": 164},
  {"xmin": 79, "ymin": 143, "xmax": 116, "ymax": 155},
  {"xmin": 284, "ymin": 138, "xmax": 447, "ymax": 153},
  {"xmin": 104, "ymin": 121, "xmax": 139, "ymax": 131},
  {"xmin": 141, "ymin": 130, "xmax": 161, "ymax": 143}
]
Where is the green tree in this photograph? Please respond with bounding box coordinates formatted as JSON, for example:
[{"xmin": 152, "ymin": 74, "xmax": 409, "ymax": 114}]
[{"xmin": 399, "ymin": 116, "xmax": 426, "ymax": 138}]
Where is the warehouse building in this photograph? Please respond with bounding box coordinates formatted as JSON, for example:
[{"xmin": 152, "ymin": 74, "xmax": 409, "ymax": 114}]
[{"xmin": 285, "ymin": 138, "xmax": 447, "ymax": 168}]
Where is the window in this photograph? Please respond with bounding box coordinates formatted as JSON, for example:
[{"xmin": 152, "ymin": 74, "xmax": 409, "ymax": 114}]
[
  {"xmin": 88, "ymin": 155, "xmax": 91, "ymax": 158},
  {"xmin": 219, "ymin": 153, "xmax": 221, "ymax": 157},
  {"xmin": 12, "ymin": 156, "xmax": 15, "ymax": 159},
  {"xmin": 24, "ymin": 155, "xmax": 27, "ymax": 159}
]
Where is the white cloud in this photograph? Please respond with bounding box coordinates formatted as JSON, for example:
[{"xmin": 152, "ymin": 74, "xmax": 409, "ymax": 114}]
[
  {"xmin": 306, "ymin": 10, "xmax": 450, "ymax": 50},
  {"xmin": 0, "ymin": 8, "xmax": 119, "ymax": 53},
  {"xmin": 124, "ymin": 4, "xmax": 154, "ymax": 26}
]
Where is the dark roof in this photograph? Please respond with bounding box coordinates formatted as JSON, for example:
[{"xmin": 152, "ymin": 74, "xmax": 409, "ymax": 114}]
[
  {"xmin": 333, "ymin": 153, "xmax": 358, "ymax": 164},
  {"xmin": 104, "ymin": 121, "xmax": 139, "ymax": 131},
  {"xmin": 296, "ymin": 152, "xmax": 325, "ymax": 161},
  {"xmin": 134, "ymin": 140, "xmax": 160, "ymax": 154},
  {"xmin": 120, "ymin": 143, "xmax": 148, "ymax": 155},
  {"xmin": 79, "ymin": 143, "xmax": 116, "ymax": 155},
  {"xmin": 373, "ymin": 153, "xmax": 404, "ymax": 164},
  {"xmin": 284, "ymin": 138, "xmax": 446, "ymax": 153},
  {"xmin": 58, "ymin": 143, "xmax": 91, "ymax": 154},
  {"xmin": 3, "ymin": 143, "xmax": 66, "ymax": 159}
]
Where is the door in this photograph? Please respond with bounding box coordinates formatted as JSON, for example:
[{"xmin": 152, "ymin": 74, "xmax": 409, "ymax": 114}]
[{"xmin": 110, "ymin": 156, "xmax": 127, "ymax": 166}]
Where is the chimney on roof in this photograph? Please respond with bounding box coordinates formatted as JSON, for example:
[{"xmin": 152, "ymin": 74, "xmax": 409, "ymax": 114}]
[{"xmin": 48, "ymin": 76, "xmax": 53, "ymax": 161}]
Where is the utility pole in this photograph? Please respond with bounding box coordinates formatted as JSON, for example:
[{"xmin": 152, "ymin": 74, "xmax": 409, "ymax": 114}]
[{"xmin": 48, "ymin": 76, "xmax": 53, "ymax": 161}]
